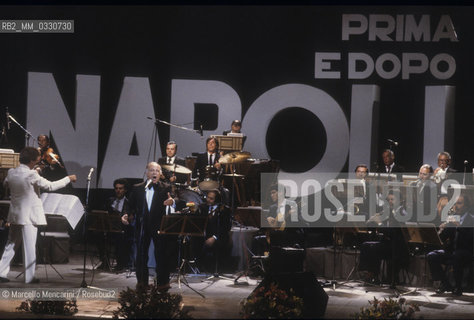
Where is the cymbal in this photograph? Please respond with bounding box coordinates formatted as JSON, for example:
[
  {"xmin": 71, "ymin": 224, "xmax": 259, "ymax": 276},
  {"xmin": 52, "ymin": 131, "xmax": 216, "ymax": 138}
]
[
  {"xmin": 161, "ymin": 164, "xmax": 192, "ymax": 174},
  {"xmin": 223, "ymin": 173, "xmax": 244, "ymax": 177},
  {"xmin": 218, "ymin": 151, "xmax": 251, "ymax": 164}
]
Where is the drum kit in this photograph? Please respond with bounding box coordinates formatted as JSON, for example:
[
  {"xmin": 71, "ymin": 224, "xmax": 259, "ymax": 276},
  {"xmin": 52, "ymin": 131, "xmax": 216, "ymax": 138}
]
[{"xmin": 161, "ymin": 151, "xmax": 253, "ymax": 207}]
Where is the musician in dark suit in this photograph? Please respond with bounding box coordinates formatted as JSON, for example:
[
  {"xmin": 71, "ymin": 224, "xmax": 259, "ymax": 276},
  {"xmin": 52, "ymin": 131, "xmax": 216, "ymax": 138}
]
[
  {"xmin": 427, "ymin": 193, "xmax": 474, "ymax": 296},
  {"xmin": 353, "ymin": 164, "xmax": 379, "ymax": 219},
  {"xmin": 265, "ymin": 184, "xmax": 303, "ymax": 248},
  {"xmin": 376, "ymin": 149, "xmax": 405, "ymax": 181},
  {"xmin": 410, "ymin": 164, "xmax": 438, "ymax": 224},
  {"xmin": 106, "ymin": 178, "xmax": 134, "ymax": 271},
  {"xmin": 129, "ymin": 162, "xmax": 177, "ymax": 289},
  {"xmin": 193, "ymin": 137, "xmax": 221, "ymax": 179},
  {"xmin": 157, "ymin": 141, "xmax": 188, "ymax": 184},
  {"xmin": 196, "ymin": 189, "xmax": 231, "ymax": 272},
  {"xmin": 359, "ymin": 190, "xmax": 409, "ymax": 285}
]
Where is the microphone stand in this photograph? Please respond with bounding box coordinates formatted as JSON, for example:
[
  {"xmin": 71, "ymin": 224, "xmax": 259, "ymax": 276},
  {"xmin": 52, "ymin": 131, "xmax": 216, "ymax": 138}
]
[
  {"xmin": 463, "ymin": 161, "xmax": 468, "ymax": 185},
  {"xmin": 7, "ymin": 113, "xmax": 36, "ymax": 146},
  {"xmin": 146, "ymin": 117, "xmax": 202, "ymax": 136},
  {"xmin": 81, "ymin": 171, "xmax": 93, "ymax": 287}
]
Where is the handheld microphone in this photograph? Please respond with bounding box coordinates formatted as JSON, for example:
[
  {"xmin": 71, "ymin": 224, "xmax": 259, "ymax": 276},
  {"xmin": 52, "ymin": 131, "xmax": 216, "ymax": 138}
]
[
  {"xmin": 87, "ymin": 168, "xmax": 94, "ymax": 181},
  {"xmin": 387, "ymin": 139, "xmax": 399, "ymax": 147},
  {"xmin": 5, "ymin": 108, "xmax": 10, "ymax": 130},
  {"xmin": 199, "ymin": 124, "xmax": 203, "ymax": 137},
  {"xmin": 144, "ymin": 179, "xmax": 152, "ymax": 190},
  {"xmin": 464, "ymin": 160, "xmax": 469, "ymax": 166}
]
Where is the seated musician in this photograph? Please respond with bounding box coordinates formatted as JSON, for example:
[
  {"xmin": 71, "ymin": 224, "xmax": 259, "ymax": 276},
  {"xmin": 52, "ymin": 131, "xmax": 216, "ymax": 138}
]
[
  {"xmin": 265, "ymin": 184, "xmax": 303, "ymax": 248},
  {"xmin": 354, "ymin": 164, "xmax": 372, "ymax": 218},
  {"xmin": 358, "ymin": 190, "xmax": 409, "ymax": 285},
  {"xmin": 36, "ymin": 134, "xmax": 66, "ymax": 181},
  {"xmin": 222, "ymin": 119, "xmax": 247, "ymax": 148},
  {"xmin": 427, "ymin": 193, "xmax": 474, "ymax": 296},
  {"xmin": 94, "ymin": 178, "xmax": 135, "ymax": 272},
  {"xmin": 195, "ymin": 189, "xmax": 232, "ymax": 272},
  {"xmin": 106, "ymin": 178, "xmax": 135, "ymax": 272},
  {"xmin": 193, "ymin": 136, "xmax": 221, "ymax": 179},
  {"xmin": 411, "ymin": 164, "xmax": 438, "ymax": 224},
  {"xmin": 158, "ymin": 141, "xmax": 188, "ymax": 184}
]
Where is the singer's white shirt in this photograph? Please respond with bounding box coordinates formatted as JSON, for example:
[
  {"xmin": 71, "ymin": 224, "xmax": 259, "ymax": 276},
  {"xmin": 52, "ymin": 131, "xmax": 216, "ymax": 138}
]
[{"xmin": 145, "ymin": 179, "xmax": 176, "ymax": 213}]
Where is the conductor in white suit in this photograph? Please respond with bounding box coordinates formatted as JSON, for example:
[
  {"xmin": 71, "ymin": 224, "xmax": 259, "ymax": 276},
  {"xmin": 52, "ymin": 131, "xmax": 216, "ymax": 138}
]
[{"xmin": 0, "ymin": 147, "xmax": 76, "ymax": 283}]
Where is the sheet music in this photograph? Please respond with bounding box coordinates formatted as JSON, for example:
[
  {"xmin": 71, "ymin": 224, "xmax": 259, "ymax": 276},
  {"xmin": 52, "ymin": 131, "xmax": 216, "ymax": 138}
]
[{"xmin": 40, "ymin": 193, "xmax": 84, "ymax": 229}]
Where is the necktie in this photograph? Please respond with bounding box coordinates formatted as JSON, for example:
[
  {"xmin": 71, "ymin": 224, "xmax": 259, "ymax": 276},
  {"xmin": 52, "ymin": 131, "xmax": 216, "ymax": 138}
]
[
  {"xmin": 114, "ymin": 199, "xmax": 120, "ymax": 211},
  {"xmin": 209, "ymin": 154, "xmax": 213, "ymax": 165},
  {"xmin": 386, "ymin": 166, "xmax": 390, "ymax": 173},
  {"xmin": 168, "ymin": 157, "xmax": 172, "ymax": 164}
]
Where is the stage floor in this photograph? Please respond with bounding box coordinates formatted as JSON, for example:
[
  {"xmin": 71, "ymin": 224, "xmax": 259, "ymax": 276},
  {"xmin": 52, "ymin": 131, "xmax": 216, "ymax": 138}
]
[{"xmin": 0, "ymin": 252, "xmax": 473, "ymax": 319}]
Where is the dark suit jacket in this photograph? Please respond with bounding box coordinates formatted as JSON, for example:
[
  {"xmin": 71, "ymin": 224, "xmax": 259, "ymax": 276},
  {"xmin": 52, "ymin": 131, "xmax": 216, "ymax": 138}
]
[
  {"xmin": 376, "ymin": 163, "xmax": 405, "ymax": 181},
  {"xmin": 197, "ymin": 203, "xmax": 231, "ymax": 243},
  {"xmin": 414, "ymin": 179, "xmax": 438, "ymax": 221},
  {"xmin": 377, "ymin": 163, "xmax": 405, "ymax": 173},
  {"xmin": 106, "ymin": 196, "xmax": 130, "ymax": 216},
  {"xmin": 129, "ymin": 181, "xmax": 174, "ymax": 234},
  {"xmin": 158, "ymin": 156, "xmax": 186, "ymax": 167},
  {"xmin": 439, "ymin": 212, "xmax": 474, "ymax": 254},
  {"xmin": 193, "ymin": 152, "xmax": 220, "ymax": 178}
]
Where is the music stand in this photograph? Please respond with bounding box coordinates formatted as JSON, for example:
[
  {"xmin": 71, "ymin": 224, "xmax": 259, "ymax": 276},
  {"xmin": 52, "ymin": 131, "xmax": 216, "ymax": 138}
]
[
  {"xmin": 159, "ymin": 214, "xmax": 208, "ymax": 298},
  {"xmin": 234, "ymin": 207, "xmax": 261, "ymax": 228},
  {"xmin": 233, "ymin": 207, "xmax": 263, "ymax": 284},
  {"xmin": 210, "ymin": 135, "xmax": 243, "ymax": 151},
  {"xmin": 401, "ymin": 222, "xmax": 443, "ymax": 293},
  {"xmin": 88, "ymin": 210, "xmax": 123, "ymax": 271}
]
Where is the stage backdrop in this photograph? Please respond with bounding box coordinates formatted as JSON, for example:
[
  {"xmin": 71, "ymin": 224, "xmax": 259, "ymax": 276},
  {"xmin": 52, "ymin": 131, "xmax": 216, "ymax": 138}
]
[{"xmin": 1, "ymin": 6, "xmax": 473, "ymax": 190}]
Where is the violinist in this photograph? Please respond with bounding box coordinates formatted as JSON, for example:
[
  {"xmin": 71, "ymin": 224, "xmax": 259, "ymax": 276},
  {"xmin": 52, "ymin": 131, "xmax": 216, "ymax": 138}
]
[{"xmin": 36, "ymin": 134, "xmax": 65, "ymax": 181}]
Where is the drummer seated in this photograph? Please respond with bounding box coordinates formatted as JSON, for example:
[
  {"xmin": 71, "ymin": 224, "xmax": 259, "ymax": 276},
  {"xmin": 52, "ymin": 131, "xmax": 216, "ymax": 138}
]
[
  {"xmin": 194, "ymin": 190, "xmax": 232, "ymax": 273},
  {"xmin": 158, "ymin": 141, "xmax": 189, "ymax": 184},
  {"xmin": 193, "ymin": 137, "xmax": 221, "ymax": 179}
]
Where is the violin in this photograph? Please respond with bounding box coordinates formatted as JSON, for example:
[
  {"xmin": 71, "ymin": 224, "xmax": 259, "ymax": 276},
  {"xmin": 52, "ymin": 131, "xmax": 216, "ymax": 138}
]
[{"xmin": 39, "ymin": 147, "xmax": 64, "ymax": 168}]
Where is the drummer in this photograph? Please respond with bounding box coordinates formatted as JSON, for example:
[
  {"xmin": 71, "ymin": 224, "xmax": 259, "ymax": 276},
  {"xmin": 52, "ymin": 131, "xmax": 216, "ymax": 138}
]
[
  {"xmin": 158, "ymin": 141, "xmax": 189, "ymax": 184},
  {"xmin": 193, "ymin": 136, "xmax": 221, "ymax": 179}
]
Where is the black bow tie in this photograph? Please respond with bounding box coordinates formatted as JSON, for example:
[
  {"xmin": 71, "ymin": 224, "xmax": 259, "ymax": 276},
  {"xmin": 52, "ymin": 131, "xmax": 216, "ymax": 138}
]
[{"xmin": 147, "ymin": 183, "xmax": 157, "ymax": 190}]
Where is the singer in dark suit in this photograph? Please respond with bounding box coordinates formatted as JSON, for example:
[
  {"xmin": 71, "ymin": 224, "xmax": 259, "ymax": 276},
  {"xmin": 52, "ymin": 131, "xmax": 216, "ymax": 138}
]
[
  {"xmin": 193, "ymin": 137, "xmax": 221, "ymax": 179},
  {"xmin": 129, "ymin": 162, "xmax": 177, "ymax": 289}
]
